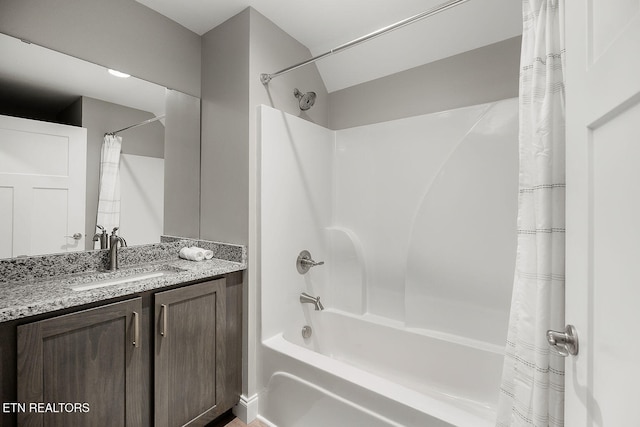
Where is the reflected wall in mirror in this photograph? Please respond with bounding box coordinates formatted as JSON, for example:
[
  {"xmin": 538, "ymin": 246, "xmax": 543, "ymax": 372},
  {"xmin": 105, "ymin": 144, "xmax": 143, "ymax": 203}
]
[{"xmin": 0, "ymin": 33, "xmax": 201, "ymax": 259}]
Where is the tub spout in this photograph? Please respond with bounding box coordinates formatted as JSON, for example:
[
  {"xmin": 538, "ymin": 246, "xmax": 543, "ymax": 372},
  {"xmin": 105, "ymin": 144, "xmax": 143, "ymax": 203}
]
[{"xmin": 300, "ymin": 292, "xmax": 324, "ymax": 311}]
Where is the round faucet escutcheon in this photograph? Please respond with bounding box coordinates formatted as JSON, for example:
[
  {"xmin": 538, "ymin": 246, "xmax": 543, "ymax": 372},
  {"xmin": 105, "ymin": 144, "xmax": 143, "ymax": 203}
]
[{"xmin": 296, "ymin": 250, "xmax": 325, "ymax": 274}]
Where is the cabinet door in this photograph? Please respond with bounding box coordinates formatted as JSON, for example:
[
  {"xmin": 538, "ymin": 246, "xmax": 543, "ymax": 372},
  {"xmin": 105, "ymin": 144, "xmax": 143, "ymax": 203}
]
[
  {"xmin": 154, "ymin": 279, "xmax": 226, "ymax": 427},
  {"xmin": 17, "ymin": 298, "xmax": 144, "ymax": 427}
]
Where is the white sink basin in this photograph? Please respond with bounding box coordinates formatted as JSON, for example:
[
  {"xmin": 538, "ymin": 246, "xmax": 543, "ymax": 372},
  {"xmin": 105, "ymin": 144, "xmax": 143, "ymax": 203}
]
[{"xmin": 69, "ymin": 268, "xmax": 181, "ymax": 292}]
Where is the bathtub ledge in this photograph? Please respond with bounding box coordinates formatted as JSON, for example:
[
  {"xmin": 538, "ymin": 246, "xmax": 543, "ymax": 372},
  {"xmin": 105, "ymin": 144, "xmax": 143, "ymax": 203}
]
[{"xmin": 263, "ymin": 334, "xmax": 496, "ymax": 427}]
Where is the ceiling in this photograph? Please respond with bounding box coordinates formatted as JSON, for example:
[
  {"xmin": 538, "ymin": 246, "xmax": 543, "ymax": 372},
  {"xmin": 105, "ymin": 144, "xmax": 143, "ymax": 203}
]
[{"xmin": 135, "ymin": 0, "xmax": 522, "ymax": 92}]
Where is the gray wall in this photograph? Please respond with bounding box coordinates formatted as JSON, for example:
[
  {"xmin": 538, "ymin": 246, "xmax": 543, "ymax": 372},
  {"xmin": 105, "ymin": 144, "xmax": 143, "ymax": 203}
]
[
  {"xmin": 0, "ymin": 0, "xmax": 201, "ymax": 97},
  {"xmin": 199, "ymin": 7, "xmax": 328, "ymax": 246},
  {"xmin": 328, "ymin": 36, "xmax": 521, "ymax": 129},
  {"xmin": 200, "ymin": 9, "xmax": 251, "ymax": 246},
  {"xmin": 81, "ymin": 96, "xmax": 165, "ymax": 249},
  {"xmin": 164, "ymin": 90, "xmax": 201, "ymax": 239},
  {"xmin": 249, "ymin": 8, "xmax": 329, "ymax": 129}
]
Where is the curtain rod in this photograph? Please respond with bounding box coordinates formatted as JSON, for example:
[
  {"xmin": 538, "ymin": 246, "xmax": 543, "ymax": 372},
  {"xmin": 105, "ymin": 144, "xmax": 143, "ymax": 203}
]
[
  {"xmin": 260, "ymin": 0, "xmax": 470, "ymax": 85},
  {"xmin": 106, "ymin": 115, "xmax": 166, "ymax": 136}
]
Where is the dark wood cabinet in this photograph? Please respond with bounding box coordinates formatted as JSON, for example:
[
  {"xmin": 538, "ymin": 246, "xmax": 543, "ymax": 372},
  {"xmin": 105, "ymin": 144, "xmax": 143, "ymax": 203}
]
[
  {"xmin": 17, "ymin": 298, "xmax": 144, "ymax": 427},
  {"xmin": 7, "ymin": 272, "xmax": 244, "ymax": 427},
  {"xmin": 154, "ymin": 279, "xmax": 225, "ymax": 427}
]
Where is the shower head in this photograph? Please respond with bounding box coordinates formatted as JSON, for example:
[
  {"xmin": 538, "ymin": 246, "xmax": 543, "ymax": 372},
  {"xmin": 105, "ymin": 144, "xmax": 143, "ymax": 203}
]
[{"xmin": 294, "ymin": 88, "xmax": 316, "ymax": 111}]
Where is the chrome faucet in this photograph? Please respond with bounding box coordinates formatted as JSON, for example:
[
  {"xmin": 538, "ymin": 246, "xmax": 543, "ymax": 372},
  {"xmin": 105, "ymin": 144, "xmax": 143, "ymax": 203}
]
[
  {"xmin": 92, "ymin": 225, "xmax": 108, "ymax": 249},
  {"xmin": 300, "ymin": 292, "xmax": 324, "ymax": 311},
  {"xmin": 108, "ymin": 227, "xmax": 127, "ymax": 271}
]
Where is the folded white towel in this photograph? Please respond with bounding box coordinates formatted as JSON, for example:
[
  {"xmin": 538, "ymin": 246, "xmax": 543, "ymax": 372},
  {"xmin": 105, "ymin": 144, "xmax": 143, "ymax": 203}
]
[
  {"xmin": 191, "ymin": 246, "xmax": 213, "ymax": 260},
  {"xmin": 179, "ymin": 247, "xmax": 205, "ymax": 262}
]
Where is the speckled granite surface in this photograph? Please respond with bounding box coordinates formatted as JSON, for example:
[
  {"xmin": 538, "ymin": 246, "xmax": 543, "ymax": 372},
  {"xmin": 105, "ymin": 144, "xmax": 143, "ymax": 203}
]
[
  {"xmin": 160, "ymin": 235, "xmax": 246, "ymax": 263},
  {"xmin": 0, "ymin": 238, "xmax": 246, "ymax": 322}
]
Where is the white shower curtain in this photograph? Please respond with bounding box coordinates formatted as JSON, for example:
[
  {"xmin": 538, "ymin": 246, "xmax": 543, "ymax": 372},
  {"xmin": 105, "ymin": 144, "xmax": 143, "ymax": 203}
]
[
  {"xmin": 96, "ymin": 134, "xmax": 122, "ymax": 242},
  {"xmin": 496, "ymin": 0, "xmax": 565, "ymax": 426}
]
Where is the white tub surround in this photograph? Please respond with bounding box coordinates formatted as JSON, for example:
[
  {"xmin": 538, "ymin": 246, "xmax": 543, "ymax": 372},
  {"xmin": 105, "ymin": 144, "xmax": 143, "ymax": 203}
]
[{"xmin": 258, "ymin": 99, "xmax": 518, "ymax": 426}]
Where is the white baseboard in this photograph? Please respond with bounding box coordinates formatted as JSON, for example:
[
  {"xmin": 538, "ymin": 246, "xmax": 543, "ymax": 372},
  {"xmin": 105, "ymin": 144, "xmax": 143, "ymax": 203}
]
[
  {"xmin": 256, "ymin": 415, "xmax": 277, "ymax": 426},
  {"xmin": 233, "ymin": 393, "xmax": 259, "ymax": 424}
]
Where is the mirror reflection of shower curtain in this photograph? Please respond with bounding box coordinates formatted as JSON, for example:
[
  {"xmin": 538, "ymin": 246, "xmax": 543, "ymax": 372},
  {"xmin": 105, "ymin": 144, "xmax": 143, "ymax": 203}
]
[{"xmin": 96, "ymin": 134, "xmax": 122, "ymax": 245}]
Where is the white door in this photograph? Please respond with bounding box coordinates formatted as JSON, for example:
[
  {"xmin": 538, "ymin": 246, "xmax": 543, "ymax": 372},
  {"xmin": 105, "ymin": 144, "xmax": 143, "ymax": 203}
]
[
  {"xmin": 0, "ymin": 115, "xmax": 87, "ymax": 258},
  {"xmin": 565, "ymin": 1, "xmax": 640, "ymax": 426}
]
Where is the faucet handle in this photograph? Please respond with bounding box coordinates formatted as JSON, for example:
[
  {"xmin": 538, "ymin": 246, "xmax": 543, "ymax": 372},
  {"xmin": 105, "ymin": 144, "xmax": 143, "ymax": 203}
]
[
  {"xmin": 302, "ymin": 259, "xmax": 325, "ymax": 267},
  {"xmin": 96, "ymin": 225, "xmax": 105, "ymax": 232},
  {"xmin": 111, "ymin": 227, "xmax": 120, "ymax": 235},
  {"xmin": 296, "ymin": 250, "xmax": 325, "ymax": 274}
]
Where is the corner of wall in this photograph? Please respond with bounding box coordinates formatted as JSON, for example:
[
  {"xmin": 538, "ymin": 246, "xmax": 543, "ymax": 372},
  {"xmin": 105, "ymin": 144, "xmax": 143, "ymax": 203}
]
[
  {"xmin": 200, "ymin": 8, "xmax": 250, "ymax": 245},
  {"xmin": 247, "ymin": 7, "xmax": 329, "ymax": 128}
]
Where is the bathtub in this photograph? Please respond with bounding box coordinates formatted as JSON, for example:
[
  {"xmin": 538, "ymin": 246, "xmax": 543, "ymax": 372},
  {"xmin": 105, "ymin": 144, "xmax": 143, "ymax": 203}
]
[
  {"xmin": 257, "ymin": 103, "xmax": 515, "ymax": 426},
  {"xmin": 258, "ymin": 309, "xmax": 504, "ymax": 427}
]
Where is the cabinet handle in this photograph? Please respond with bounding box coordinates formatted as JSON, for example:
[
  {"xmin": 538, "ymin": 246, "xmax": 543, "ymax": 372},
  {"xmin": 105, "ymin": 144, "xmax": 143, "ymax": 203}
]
[
  {"xmin": 160, "ymin": 304, "xmax": 168, "ymax": 337},
  {"xmin": 132, "ymin": 311, "xmax": 139, "ymax": 348}
]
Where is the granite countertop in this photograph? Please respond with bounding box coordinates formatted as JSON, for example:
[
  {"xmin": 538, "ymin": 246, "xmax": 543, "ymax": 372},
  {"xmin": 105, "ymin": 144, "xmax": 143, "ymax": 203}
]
[{"xmin": 0, "ymin": 238, "xmax": 246, "ymax": 323}]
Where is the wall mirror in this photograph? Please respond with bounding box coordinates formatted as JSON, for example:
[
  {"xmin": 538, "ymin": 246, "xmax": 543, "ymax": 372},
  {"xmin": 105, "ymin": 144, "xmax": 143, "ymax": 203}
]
[{"xmin": 0, "ymin": 32, "xmax": 201, "ymax": 259}]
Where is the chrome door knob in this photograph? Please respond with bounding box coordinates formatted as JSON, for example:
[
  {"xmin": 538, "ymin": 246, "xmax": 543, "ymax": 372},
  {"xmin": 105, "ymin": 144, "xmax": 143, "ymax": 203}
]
[{"xmin": 547, "ymin": 325, "xmax": 579, "ymax": 356}]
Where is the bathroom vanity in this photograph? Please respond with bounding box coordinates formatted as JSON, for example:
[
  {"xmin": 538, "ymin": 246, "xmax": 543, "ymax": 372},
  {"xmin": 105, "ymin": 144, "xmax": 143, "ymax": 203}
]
[{"xmin": 0, "ymin": 238, "xmax": 246, "ymax": 427}]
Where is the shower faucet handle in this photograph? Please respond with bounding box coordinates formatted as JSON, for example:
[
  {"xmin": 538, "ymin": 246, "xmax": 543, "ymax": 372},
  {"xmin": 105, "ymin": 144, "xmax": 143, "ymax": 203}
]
[
  {"xmin": 296, "ymin": 250, "xmax": 324, "ymax": 274},
  {"xmin": 301, "ymin": 258, "xmax": 324, "ymax": 267}
]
